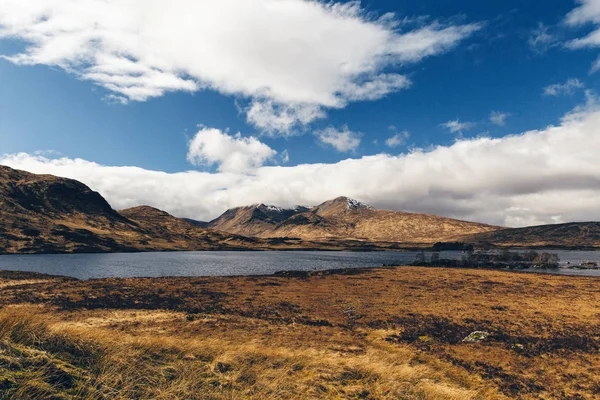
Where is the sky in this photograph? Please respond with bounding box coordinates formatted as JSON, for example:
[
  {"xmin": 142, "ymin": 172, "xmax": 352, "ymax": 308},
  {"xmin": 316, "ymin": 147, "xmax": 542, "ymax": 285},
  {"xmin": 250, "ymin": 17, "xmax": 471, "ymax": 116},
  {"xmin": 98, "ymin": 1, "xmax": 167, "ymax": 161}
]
[{"xmin": 1, "ymin": 0, "xmax": 600, "ymax": 227}]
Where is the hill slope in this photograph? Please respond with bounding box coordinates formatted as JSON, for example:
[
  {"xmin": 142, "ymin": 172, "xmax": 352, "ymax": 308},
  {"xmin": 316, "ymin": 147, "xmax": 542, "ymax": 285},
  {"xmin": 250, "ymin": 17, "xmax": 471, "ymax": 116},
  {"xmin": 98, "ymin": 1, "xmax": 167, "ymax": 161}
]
[
  {"xmin": 0, "ymin": 166, "xmax": 265, "ymax": 254},
  {"xmin": 208, "ymin": 203, "xmax": 311, "ymax": 237},
  {"xmin": 0, "ymin": 165, "xmax": 137, "ymax": 253},
  {"xmin": 462, "ymin": 222, "xmax": 600, "ymax": 248},
  {"xmin": 209, "ymin": 196, "xmax": 501, "ymax": 244}
]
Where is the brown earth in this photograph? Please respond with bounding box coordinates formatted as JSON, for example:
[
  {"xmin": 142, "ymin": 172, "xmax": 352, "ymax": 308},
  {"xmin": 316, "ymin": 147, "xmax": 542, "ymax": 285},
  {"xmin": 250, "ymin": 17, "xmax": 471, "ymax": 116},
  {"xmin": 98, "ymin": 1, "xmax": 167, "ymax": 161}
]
[{"xmin": 1, "ymin": 266, "xmax": 599, "ymax": 399}]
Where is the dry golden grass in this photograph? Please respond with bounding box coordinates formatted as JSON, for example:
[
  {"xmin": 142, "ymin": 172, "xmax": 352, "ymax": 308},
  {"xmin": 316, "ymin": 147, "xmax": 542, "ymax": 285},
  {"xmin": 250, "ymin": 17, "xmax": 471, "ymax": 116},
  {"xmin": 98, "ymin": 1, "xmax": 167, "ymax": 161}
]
[
  {"xmin": 1, "ymin": 266, "xmax": 600, "ymax": 399},
  {"xmin": 0, "ymin": 306, "xmax": 495, "ymax": 399}
]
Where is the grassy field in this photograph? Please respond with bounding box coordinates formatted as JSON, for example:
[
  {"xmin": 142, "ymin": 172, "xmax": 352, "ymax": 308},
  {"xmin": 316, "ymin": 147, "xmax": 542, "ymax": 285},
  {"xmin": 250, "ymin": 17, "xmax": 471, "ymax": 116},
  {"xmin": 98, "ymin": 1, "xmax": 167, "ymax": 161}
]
[{"xmin": 0, "ymin": 266, "xmax": 599, "ymax": 399}]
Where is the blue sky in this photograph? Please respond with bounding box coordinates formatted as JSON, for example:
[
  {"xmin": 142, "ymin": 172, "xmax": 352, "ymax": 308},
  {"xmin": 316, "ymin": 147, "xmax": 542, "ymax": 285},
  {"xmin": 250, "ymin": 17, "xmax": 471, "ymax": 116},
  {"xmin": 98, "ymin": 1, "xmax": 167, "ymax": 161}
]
[{"xmin": 2, "ymin": 0, "xmax": 600, "ymax": 226}]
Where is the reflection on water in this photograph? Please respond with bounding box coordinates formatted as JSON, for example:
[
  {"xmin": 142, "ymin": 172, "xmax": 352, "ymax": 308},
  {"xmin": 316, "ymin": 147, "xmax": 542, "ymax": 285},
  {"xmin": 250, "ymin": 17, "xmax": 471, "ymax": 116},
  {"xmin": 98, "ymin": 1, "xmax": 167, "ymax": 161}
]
[{"xmin": 0, "ymin": 250, "xmax": 599, "ymax": 280}]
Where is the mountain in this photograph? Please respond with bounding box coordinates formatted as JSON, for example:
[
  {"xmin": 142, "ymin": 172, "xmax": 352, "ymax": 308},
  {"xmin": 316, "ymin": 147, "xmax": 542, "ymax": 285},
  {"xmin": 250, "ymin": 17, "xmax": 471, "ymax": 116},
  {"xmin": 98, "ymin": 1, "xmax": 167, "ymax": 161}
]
[
  {"xmin": 118, "ymin": 205, "xmax": 258, "ymax": 250},
  {"xmin": 461, "ymin": 222, "xmax": 600, "ymax": 249},
  {"xmin": 4, "ymin": 165, "xmax": 597, "ymax": 253},
  {"xmin": 0, "ymin": 165, "xmax": 136, "ymax": 254},
  {"xmin": 208, "ymin": 203, "xmax": 311, "ymax": 237},
  {"xmin": 209, "ymin": 196, "xmax": 501, "ymax": 244},
  {"xmin": 0, "ymin": 166, "xmax": 268, "ymax": 254}
]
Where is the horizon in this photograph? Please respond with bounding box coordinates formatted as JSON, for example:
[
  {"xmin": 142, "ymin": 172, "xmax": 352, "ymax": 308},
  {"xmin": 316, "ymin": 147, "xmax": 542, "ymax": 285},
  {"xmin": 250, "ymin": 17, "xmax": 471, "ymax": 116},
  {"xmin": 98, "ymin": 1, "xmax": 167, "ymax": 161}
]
[{"xmin": 2, "ymin": 0, "xmax": 600, "ymax": 226}]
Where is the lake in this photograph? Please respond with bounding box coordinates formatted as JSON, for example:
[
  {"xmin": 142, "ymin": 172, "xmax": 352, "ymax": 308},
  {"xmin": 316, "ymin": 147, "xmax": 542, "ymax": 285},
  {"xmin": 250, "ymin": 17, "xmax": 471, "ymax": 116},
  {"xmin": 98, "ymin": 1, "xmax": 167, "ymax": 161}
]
[{"xmin": 1, "ymin": 250, "xmax": 600, "ymax": 280}]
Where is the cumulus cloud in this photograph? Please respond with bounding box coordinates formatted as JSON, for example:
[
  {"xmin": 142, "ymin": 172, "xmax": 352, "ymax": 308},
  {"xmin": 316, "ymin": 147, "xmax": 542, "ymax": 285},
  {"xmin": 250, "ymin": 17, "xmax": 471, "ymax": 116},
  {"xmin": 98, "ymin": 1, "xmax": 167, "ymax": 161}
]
[
  {"xmin": 187, "ymin": 127, "xmax": 277, "ymax": 173},
  {"xmin": 385, "ymin": 131, "xmax": 410, "ymax": 147},
  {"xmin": 314, "ymin": 126, "xmax": 362, "ymax": 152},
  {"xmin": 0, "ymin": 0, "xmax": 480, "ymax": 134},
  {"xmin": 543, "ymin": 78, "xmax": 584, "ymax": 96},
  {"xmin": 4, "ymin": 106, "xmax": 600, "ymax": 227},
  {"xmin": 489, "ymin": 111, "xmax": 510, "ymax": 126},
  {"xmin": 440, "ymin": 119, "xmax": 475, "ymax": 134}
]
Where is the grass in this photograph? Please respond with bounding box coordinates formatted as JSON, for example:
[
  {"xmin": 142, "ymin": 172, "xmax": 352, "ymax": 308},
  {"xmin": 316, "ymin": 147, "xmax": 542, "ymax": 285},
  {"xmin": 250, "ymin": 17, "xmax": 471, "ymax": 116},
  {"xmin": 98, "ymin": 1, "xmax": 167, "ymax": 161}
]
[
  {"xmin": 0, "ymin": 307, "xmax": 492, "ymax": 399},
  {"xmin": 1, "ymin": 266, "xmax": 600, "ymax": 398}
]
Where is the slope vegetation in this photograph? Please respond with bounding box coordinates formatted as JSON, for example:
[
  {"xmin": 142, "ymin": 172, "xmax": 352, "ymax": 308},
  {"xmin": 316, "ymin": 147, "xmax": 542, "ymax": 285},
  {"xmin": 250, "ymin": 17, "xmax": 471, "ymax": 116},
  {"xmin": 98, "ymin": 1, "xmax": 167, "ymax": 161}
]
[
  {"xmin": 209, "ymin": 196, "xmax": 501, "ymax": 243},
  {"xmin": 460, "ymin": 222, "xmax": 600, "ymax": 248},
  {"xmin": 0, "ymin": 166, "xmax": 264, "ymax": 254}
]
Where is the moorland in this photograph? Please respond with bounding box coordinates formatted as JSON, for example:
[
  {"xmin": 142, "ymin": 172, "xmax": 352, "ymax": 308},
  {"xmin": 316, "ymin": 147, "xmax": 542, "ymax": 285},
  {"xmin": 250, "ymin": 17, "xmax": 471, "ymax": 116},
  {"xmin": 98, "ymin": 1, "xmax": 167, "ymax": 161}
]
[{"xmin": 1, "ymin": 266, "xmax": 599, "ymax": 399}]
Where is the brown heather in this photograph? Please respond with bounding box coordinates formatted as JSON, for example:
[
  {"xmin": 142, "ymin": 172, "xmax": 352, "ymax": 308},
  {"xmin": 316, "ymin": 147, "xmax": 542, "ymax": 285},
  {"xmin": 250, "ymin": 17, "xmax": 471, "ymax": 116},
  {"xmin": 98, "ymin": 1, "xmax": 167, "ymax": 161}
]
[{"xmin": 1, "ymin": 266, "xmax": 600, "ymax": 399}]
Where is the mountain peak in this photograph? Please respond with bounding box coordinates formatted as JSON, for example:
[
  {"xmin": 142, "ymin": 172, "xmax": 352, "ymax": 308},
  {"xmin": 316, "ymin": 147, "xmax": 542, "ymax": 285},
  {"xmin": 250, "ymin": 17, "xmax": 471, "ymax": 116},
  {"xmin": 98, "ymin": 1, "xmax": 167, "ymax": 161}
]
[
  {"xmin": 208, "ymin": 203, "xmax": 311, "ymax": 236},
  {"xmin": 342, "ymin": 197, "xmax": 374, "ymax": 211},
  {"xmin": 256, "ymin": 203, "xmax": 285, "ymax": 213},
  {"xmin": 313, "ymin": 196, "xmax": 374, "ymax": 216}
]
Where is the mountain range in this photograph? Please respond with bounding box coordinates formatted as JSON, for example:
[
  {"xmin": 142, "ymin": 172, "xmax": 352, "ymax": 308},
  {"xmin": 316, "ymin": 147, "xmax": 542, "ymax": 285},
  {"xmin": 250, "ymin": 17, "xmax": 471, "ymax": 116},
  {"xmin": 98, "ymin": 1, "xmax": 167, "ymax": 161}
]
[
  {"xmin": 207, "ymin": 197, "xmax": 499, "ymax": 243},
  {"xmin": 1, "ymin": 165, "xmax": 599, "ymax": 254}
]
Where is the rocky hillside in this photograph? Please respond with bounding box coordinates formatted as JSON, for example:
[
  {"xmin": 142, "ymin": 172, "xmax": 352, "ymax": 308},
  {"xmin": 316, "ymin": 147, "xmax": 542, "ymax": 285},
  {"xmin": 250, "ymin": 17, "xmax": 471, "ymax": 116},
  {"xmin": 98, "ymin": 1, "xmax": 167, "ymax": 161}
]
[
  {"xmin": 209, "ymin": 196, "xmax": 501, "ymax": 243},
  {"xmin": 460, "ymin": 222, "xmax": 600, "ymax": 248},
  {"xmin": 0, "ymin": 166, "xmax": 271, "ymax": 254},
  {"xmin": 207, "ymin": 203, "xmax": 311, "ymax": 237}
]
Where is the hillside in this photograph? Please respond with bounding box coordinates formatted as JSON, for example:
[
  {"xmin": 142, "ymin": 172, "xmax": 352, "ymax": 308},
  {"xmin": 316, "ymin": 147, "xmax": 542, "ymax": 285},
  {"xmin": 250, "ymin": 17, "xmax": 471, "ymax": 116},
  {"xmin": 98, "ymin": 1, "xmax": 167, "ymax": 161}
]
[
  {"xmin": 461, "ymin": 222, "xmax": 600, "ymax": 248},
  {"xmin": 207, "ymin": 203, "xmax": 311, "ymax": 237},
  {"xmin": 0, "ymin": 165, "xmax": 138, "ymax": 254},
  {"xmin": 209, "ymin": 196, "xmax": 501, "ymax": 243},
  {"xmin": 4, "ymin": 165, "xmax": 598, "ymax": 252},
  {"xmin": 0, "ymin": 166, "xmax": 269, "ymax": 254}
]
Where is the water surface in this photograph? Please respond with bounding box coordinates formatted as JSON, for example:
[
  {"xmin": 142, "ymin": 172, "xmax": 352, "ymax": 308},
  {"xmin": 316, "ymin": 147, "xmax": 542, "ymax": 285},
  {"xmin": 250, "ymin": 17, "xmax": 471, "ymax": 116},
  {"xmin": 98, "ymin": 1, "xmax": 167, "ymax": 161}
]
[{"xmin": 1, "ymin": 250, "xmax": 599, "ymax": 280}]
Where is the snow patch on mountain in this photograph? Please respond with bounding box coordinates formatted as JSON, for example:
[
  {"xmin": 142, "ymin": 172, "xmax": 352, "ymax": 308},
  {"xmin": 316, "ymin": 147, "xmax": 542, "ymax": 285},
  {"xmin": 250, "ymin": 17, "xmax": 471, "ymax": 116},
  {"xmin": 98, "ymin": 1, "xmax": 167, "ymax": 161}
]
[{"xmin": 346, "ymin": 198, "xmax": 373, "ymax": 210}]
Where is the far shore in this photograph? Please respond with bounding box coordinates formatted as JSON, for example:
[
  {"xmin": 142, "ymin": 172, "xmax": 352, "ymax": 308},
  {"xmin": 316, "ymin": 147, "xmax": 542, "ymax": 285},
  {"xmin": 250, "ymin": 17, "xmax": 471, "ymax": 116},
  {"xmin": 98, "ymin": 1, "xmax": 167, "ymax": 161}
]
[{"xmin": 2, "ymin": 242, "xmax": 600, "ymax": 257}]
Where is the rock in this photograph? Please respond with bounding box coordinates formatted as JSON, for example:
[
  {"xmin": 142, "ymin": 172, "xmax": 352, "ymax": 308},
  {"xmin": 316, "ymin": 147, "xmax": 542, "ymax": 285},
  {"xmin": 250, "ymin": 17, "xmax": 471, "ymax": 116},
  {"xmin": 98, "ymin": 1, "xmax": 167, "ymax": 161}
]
[
  {"xmin": 511, "ymin": 344, "xmax": 525, "ymax": 352},
  {"xmin": 462, "ymin": 331, "xmax": 490, "ymax": 343}
]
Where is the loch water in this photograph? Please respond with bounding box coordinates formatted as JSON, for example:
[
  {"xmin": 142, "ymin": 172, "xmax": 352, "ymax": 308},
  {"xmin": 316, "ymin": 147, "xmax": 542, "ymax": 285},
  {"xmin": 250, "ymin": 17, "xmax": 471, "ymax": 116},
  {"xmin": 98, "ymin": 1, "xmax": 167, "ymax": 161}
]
[{"xmin": 1, "ymin": 250, "xmax": 600, "ymax": 280}]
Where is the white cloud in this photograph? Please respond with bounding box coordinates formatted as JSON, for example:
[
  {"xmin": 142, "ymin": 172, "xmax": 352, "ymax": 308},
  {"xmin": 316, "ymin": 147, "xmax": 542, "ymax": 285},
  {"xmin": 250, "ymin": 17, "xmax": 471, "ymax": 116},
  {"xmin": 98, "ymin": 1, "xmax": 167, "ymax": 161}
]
[
  {"xmin": 528, "ymin": 22, "xmax": 557, "ymax": 53},
  {"xmin": 565, "ymin": 0, "xmax": 600, "ymax": 71},
  {"xmin": 315, "ymin": 126, "xmax": 362, "ymax": 152},
  {"xmin": 245, "ymin": 100, "xmax": 326, "ymax": 136},
  {"xmin": 543, "ymin": 78, "xmax": 584, "ymax": 96},
  {"xmin": 440, "ymin": 119, "xmax": 475, "ymax": 134},
  {"xmin": 565, "ymin": 0, "xmax": 600, "ymax": 27},
  {"xmin": 0, "ymin": 0, "xmax": 480, "ymax": 134},
  {"xmin": 385, "ymin": 131, "xmax": 410, "ymax": 147},
  {"xmin": 187, "ymin": 127, "xmax": 277, "ymax": 173},
  {"xmin": 4, "ymin": 105, "xmax": 600, "ymax": 227},
  {"xmin": 489, "ymin": 111, "xmax": 510, "ymax": 126},
  {"xmin": 337, "ymin": 73, "xmax": 412, "ymax": 102}
]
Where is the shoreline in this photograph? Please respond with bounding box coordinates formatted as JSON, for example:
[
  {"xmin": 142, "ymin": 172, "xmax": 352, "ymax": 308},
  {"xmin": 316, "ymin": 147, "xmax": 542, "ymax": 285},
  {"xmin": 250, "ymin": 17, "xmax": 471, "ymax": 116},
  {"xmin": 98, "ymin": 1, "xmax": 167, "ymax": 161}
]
[
  {"xmin": 2, "ymin": 260, "xmax": 600, "ymax": 282},
  {"xmin": 1, "ymin": 243, "xmax": 599, "ymax": 257}
]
